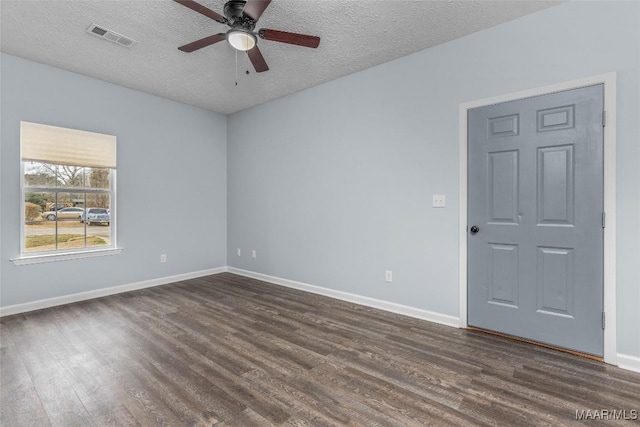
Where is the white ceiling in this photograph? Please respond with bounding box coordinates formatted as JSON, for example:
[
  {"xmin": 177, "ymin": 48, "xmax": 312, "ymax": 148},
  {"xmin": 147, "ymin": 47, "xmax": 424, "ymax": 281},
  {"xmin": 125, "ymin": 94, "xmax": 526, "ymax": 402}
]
[{"xmin": 0, "ymin": 0, "xmax": 562, "ymax": 115}]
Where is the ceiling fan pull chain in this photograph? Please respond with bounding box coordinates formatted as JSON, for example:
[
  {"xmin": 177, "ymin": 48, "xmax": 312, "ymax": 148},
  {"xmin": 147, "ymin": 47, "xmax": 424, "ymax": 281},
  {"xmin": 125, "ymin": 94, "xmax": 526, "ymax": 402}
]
[{"xmin": 235, "ymin": 48, "xmax": 238, "ymax": 86}]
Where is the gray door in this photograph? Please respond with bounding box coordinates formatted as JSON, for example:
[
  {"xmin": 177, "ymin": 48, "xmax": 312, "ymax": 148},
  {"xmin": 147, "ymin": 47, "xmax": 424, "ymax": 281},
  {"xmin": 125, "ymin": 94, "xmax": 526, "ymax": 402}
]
[{"xmin": 467, "ymin": 85, "xmax": 604, "ymax": 357}]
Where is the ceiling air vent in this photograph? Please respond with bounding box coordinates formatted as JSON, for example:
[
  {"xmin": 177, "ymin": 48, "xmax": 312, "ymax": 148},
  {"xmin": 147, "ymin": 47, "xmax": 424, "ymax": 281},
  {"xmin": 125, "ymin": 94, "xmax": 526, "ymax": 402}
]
[{"xmin": 86, "ymin": 24, "xmax": 136, "ymax": 48}]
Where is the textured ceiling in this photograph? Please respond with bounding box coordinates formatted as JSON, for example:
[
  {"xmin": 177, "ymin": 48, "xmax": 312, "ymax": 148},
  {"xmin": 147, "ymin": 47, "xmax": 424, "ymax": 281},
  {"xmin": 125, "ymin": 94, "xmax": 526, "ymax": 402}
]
[{"xmin": 0, "ymin": 0, "xmax": 562, "ymax": 115}]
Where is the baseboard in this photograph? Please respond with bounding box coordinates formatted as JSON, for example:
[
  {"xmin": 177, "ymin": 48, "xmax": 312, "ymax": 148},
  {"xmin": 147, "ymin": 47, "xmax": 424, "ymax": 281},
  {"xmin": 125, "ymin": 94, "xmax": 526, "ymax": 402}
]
[
  {"xmin": 227, "ymin": 267, "xmax": 461, "ymax": 328},
  {"xmin": 617, "ymin": 353, "xmax": 640, "ymax": 373},
  {"xmin": 0, "ymin": 266, "xmax": 228, "ymax": 317}
]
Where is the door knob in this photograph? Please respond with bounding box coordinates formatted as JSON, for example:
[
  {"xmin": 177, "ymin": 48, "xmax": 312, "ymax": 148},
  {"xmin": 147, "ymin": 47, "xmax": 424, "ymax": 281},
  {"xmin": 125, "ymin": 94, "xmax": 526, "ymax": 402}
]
[{"xmin": 470, "ymin": 225, "xmax": 479, "ymax": 235}]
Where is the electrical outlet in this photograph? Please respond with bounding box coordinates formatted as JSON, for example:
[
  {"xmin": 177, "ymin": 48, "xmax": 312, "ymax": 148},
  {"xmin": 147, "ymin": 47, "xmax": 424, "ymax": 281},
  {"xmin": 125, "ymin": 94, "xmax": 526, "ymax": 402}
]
[
  {"xmin": 385, "ymin": 270, "xmax": 393, "ymax": 283},
  {"xmin": 432, "ymin": 194, "xmax": 446, "ymax": 208},
  {"xmin": 160, "ymin": 254, "xmax": 167, "ymax": 263},
  {"xmin": 237, "ymin": 248, "xmax": 241, "ymax": 256},
  {"xmin": 251, "ymin": 249, "xmax": 257, "ymax": 259}
]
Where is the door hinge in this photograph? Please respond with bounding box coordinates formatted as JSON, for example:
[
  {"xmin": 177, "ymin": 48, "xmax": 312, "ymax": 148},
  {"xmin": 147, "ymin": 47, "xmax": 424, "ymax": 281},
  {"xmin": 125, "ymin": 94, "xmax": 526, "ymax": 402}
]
[
  {"xmin": 602, "ymin": 312, "xmax": 606, "ymax": 330},
  {"xmin": 602, "ymin": 212, "xmax": 606, "ymax": 228},
  {"xmin": 602, "ymin": 110, "xmax": 607, "ymax": 127}
]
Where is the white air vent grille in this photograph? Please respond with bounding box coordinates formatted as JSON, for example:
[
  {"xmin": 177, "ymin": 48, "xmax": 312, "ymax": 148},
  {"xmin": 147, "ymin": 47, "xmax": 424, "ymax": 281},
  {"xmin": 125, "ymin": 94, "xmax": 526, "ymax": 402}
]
[{"xmin": 86, "ymin": 24, "xmax": 136, "ymax": 48}]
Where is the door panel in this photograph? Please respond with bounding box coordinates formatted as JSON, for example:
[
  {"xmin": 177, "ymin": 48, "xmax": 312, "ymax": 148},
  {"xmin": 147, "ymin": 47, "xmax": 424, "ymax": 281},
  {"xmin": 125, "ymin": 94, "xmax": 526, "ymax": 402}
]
[
  {"xmin": 489, "ymin": 243, "xmax": 519, "ymax": 307},
  {"xmin": 488, "ymin": 150, "xmax": 519, "ymax": 224},
  {"xmin": 536, "ymin": 246, "xmax": 574, "ymax": 317},
  {"xmin": 537, "ymin": 145, "xmax": 574, "ymax": 225},
  {"xmin": 489, "ymin": 114, "xmax": 519, "ymax": 137},
  {"xmin": 468, "ymin": 84, "xmax": 604, "ymax": 356}
]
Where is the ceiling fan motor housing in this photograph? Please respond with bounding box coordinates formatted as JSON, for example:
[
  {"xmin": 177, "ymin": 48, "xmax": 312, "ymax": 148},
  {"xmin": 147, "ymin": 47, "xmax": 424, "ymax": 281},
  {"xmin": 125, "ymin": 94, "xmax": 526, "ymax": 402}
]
[{"xmin": 224, "ymin": 0, "xmax": 256, "ymax": 31}]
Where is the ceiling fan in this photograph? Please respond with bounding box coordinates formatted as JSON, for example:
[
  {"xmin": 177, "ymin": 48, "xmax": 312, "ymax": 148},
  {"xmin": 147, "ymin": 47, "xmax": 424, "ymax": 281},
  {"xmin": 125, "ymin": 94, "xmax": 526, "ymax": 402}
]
[{"xmin": 173, "ymin": 0, "xmax": 320, "ymax": 73}]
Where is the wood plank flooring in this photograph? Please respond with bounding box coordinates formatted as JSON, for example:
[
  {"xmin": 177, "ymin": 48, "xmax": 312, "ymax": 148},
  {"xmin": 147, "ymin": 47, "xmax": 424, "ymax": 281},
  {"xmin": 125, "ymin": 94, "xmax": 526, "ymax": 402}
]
[{"xmin": 1, "ymin": 272, "xmax": 639, "ymax": 426}]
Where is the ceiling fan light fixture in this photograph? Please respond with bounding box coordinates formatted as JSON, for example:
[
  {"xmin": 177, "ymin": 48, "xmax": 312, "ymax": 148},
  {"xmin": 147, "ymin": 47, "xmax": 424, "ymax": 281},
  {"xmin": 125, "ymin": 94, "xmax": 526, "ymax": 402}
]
[{"xmin": 227, "ymin": 30, "xmax": 256, "ymax": 51}]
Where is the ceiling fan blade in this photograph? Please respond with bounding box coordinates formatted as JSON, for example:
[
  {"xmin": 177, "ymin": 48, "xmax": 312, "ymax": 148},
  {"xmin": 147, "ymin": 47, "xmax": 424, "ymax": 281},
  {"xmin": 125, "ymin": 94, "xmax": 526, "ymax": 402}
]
[
  {"xmin": 173, "ymin": 0, "xmax": 227, "ymax": 24},
  {"xmin": 242, "ymin": 0, "xmax": 271, "ymax": 21},
  {"xmin": 178, "ymin": 33, "xmax": 226, "ymax": 52},
  {"xmin": 258, "ymin": 29, "xmax": 320, "ymax": 48},
  {"xmin": 247, "ymin": 46, "xmax": 269, "ymax": 73}
]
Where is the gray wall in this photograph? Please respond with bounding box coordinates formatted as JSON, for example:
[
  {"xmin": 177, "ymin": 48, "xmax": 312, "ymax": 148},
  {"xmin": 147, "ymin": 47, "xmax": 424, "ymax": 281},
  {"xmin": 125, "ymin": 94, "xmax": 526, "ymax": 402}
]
[
  {"xmin": 0, "ymin": 53, "xmax": 227, "ymax": 306},
  {"xmin": 227, "ymin": 1, "xmax": 640, "ymax": 357}
]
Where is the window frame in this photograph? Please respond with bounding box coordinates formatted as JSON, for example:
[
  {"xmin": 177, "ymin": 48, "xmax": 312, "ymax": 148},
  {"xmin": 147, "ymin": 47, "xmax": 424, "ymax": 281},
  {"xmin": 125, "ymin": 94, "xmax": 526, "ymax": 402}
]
[{"xmin": 12, "ymin": 123, "xmax": 122, "ymax": 265}]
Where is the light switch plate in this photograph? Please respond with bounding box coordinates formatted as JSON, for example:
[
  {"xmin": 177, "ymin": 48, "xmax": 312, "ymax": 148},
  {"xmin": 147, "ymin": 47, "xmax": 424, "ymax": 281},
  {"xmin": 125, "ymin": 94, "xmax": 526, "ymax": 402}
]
[{"xmin": 432, "ymin": 194, "xmax": 446, "ymax": 208}]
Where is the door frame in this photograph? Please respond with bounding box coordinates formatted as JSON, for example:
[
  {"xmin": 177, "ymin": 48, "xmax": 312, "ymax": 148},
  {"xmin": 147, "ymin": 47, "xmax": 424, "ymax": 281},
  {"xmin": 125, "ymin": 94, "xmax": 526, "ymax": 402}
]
[{"xmin": 458, "ymin": 72, "xmax": 617, "ymax": 364}]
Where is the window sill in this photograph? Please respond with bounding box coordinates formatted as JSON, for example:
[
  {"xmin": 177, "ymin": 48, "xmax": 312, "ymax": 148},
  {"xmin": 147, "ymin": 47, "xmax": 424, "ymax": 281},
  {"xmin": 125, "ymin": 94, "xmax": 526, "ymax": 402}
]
[{"xmin": 11, "ymin": 248, "xmax": 123, "ymax": 265}]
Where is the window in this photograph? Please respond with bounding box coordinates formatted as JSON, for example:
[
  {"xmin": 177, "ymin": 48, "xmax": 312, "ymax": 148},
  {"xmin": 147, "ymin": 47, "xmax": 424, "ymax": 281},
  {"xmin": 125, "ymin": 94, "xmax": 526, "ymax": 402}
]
[{"xmin": 17, "ymin": 121, "xmax": 119, "ymax": 262}]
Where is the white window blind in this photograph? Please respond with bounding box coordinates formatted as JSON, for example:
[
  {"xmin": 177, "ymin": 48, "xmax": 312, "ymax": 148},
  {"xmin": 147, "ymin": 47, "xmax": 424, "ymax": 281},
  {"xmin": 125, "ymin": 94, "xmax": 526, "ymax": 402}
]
[{"xmin": 21, "ymin": 121, "xmax": 116, "ymax": 168}]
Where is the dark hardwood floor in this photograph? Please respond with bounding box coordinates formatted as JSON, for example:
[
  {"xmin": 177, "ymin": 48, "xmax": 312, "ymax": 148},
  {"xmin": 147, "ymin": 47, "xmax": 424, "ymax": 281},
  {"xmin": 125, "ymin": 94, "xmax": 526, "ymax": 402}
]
[{"xmin": 1, "ymin": 272, "xmax": 639, "ymax": 426}]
